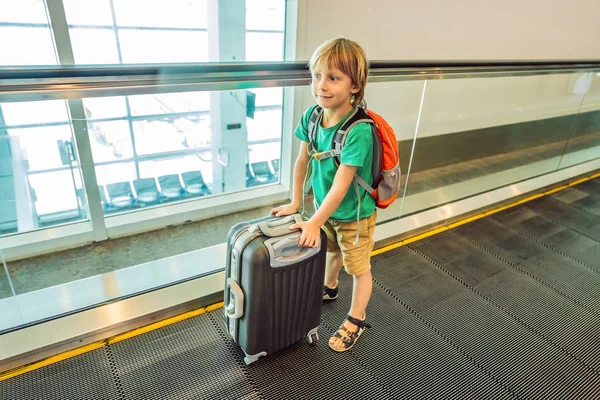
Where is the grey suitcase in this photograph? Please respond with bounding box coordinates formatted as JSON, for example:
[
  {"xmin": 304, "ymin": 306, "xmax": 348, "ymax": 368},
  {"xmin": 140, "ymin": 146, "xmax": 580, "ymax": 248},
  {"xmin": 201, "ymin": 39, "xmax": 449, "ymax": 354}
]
[{"xmin": 224, "ymin": 213, "xmax": 327, "ymax": 365}]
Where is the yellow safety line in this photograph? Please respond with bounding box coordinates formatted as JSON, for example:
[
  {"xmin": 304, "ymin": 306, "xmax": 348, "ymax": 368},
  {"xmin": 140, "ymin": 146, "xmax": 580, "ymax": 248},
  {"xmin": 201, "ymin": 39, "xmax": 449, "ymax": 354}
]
[
  {"xmin": 0, "ymin": 341, "xmax": 107, "ymax": 381},
  {"xmin": 2, "ymin": 170, "xmax": 599, "ymax": 381},
  {"xmin": 0, "ymin": 302, "xmax": 224, "ymax": 382},
  {"xmin": 108, "ymin": 302, "xmax": 224, "ymax": 345},
  {"xmin": 371, "ymin": 171, "xmax": 599, "ymax": 256}
]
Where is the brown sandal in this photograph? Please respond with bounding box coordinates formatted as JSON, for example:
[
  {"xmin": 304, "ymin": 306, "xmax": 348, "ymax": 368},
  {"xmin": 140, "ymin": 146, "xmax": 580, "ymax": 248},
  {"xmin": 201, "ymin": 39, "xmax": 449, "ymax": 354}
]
[{"xmin": 329, "ymin": 314, "xmax": 372, "ymax": 352}]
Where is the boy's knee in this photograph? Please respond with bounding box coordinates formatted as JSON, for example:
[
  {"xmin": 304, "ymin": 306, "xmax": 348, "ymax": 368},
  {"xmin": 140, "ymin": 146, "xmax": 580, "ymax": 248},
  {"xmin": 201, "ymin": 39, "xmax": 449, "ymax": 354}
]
[
  {"xmin": 344, "ymin": 262, "xmax": 371, "ymax": 277},
  {"xmin": 326, "ymin": 250, "xmax": 343, "ymax": 265}
]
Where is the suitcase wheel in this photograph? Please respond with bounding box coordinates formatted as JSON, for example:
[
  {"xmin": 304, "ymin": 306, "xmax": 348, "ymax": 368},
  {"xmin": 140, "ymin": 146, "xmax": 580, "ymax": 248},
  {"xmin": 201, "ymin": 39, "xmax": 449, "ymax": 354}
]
[{"xmin": 307, "ymin": 332, "xmax": 319, "ymax": 346}]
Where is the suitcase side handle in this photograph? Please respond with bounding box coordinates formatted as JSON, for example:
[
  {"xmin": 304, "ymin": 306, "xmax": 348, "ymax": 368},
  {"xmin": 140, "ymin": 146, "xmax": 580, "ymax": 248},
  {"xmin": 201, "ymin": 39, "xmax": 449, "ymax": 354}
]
[
  {"xmin": 264, "ymin": 234, "xmax": 321, "ymax": 268},
  {"xmin": 254, "ymin": 214, "xmax": 304, "ymax": 237},
  {"xmin": 226, "ymin": 278, "xmax": 245, "ymax": 319}
]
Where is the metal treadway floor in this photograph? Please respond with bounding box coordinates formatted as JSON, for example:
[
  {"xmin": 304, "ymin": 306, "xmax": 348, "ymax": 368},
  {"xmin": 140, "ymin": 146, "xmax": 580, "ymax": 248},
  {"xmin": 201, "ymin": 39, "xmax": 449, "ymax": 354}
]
[{"xmin": 2, "ymin": 177, "xmax": 600, "ymax": 399}]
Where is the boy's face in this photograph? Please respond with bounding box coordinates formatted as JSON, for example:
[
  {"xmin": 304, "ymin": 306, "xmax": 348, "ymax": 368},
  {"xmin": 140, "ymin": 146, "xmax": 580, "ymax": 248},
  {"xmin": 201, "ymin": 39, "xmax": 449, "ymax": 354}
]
[{"xmin": 311, "ymin": 62, "xmax": 359, "ymax": 112}]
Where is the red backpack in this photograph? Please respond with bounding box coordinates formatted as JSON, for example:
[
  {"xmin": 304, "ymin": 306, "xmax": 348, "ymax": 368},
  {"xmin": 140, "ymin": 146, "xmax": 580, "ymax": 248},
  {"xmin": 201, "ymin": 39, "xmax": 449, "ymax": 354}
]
[{"xmin": 306, "ymin": 104, "xmax": 401, "ymax": 209}]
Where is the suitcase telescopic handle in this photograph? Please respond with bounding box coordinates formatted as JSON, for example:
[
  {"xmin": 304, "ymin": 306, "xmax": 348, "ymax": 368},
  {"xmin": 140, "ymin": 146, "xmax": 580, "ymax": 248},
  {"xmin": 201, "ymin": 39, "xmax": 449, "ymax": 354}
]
[
  {"xmin": 255, "ymin": 214, "xmax": 304, "ymax": 237},
  {"xmin": 264, "ymin": 233, "xmax": 321, "ymax": 268}
]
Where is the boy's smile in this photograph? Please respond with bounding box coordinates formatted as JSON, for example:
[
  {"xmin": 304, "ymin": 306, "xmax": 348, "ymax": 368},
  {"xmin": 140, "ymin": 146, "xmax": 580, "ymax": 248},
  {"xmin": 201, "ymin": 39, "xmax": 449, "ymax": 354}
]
[{"xmin": 311, "ymin": 63, "xmax": 359, "ymax": 118}]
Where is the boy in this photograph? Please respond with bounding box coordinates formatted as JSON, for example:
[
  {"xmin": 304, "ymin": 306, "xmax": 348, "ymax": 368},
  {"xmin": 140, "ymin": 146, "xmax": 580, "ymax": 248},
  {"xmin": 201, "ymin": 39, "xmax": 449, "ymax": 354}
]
[{"xmin": 270, "ymin": 37, "xmax": 375, "ymax": 352}]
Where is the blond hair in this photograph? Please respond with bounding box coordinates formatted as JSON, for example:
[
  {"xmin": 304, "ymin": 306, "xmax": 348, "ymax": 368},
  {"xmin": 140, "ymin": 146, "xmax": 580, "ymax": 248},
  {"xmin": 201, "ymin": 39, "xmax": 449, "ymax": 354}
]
[{"xmin": 309, "ymin": 38, "xmax": 369, "ymax": 107}]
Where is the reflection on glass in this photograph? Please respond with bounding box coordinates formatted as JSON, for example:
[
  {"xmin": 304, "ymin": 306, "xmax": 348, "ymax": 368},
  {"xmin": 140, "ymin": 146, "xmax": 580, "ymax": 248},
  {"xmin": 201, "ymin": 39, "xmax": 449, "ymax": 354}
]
[
  {"xmin": 95, "ymin": 162, "xmax": 136, "ymax": 214},
  {"xmin": 63, "ymin": 0, "xmax": 113, "ymax": 26},
  {"xmin": 398, "ymin": 73, "xmax": 587, "ymax": 217},
  {"xmin": 247, "ymin": 109, "xmax": 283, "ymax": 141},
  {"xmin": 83, "ymin": 96, "xmax": 128, "ymax": 120},
  {"xmin": 132, "ymin": 117, "xmax": 210, "ymax": 156},
  {"xmin": 2, "ymin": 100, "xmax": 69, "ymax": 127},
  {"xmin": 0, "ymin": 130, "xmax": 86, "ymax": 236},
  {"xmin": 113, "ymin": 0, "xmax": 208, "ymax": 28},
  {"xmin": 81, "ymin": 89, "xmax": 283, "ymax": 215},
  {"xmin": 7, "ymin": 125, "xmax": 74, "ymax": 171},
  {"xmin": 69, "ymin": 28, "xmax": 121, "ymax": 64},
  {"xmin": 0, "ymin": 248, "xmax": 15, "ymax": 301},
  {"xmin": 246, "ymin": 32, "xmax": 284, "ymax": 61},
  {"xmin": 119, "ymin": 30, "xmax": 209, "ymax": 64},
  {"xmin": 87, "ymin": 120, "xmax": 134, "ymax": 162},
  {"xmin": 247, "ymin": 142, "xmax": 280, "ymax": 187},
  {"xmin": 250, "ymin": 87, "xmax": 284, "ymax": 107},
  {"xmin": 559, "ymin": 72, "xmax": 600, "ymax": 169},
  {"xmin": 30, "ymin": 170, "xmax": 82, "ymax": 222},
  {"xmin": 0, "ymin": 27, "xmax": 57, "ymax": 66},
  {"xmin": 245, "ymin": 0, "xmax": 285, "ymax": 31},
  {"xmin": 128, "ymin": 92, "xmax": 210, "ymax": 116},
  {"xmin": 63, "ymin": 0, "xmax": 286, "ymax": 64},
  {"xmin": 0, "ymin": 0, "xmax": 50, "ymax": 24}
]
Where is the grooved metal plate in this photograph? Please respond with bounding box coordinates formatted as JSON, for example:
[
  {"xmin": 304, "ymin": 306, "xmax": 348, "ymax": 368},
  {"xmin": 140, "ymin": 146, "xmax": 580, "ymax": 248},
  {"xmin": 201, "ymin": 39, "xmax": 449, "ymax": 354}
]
[
  {"xmin": 532, "ymin": 197, "xmax": 599, "ymax": 229},
  {"xmin": 552, "ymin": 187, "xmax": 590, "ymax": 205},
  {"xmin": 454, "ymin": 218, "xmax": 546, "ymax": 264},
  {"xmin": 370, "ymin": 244, "xmax": 468, "ymax": 313},
  {"xmin": 572, "ymin": 244, "xmax": 600, "ymax": 270},
  {"xmin": 321, "ymin": 276, "xmax": 513, "ymax": 399},
  {"xmin": 573, "ymin": 179, "xmax": 600, "ymax": 195},
  {"xmin": 571, "ymin": 196, "xmax": 600, "ymax": 215},
  {"xmin": 2, "ymin": 177, "xmax": 600, "ymax": 399},
  {"xmin": 542, "ymin": 227, "xmax": 599, "ymax": 254},
  {"xmin": 583, "ymin": 223, "xmax": 600, "ymax": 240},
  {"xmin": 517, "ymin": 251, "xmax": 600, "ymax": 309},
  {"xmin": 421, "ymin": 291, "xmax": 599, "ymax": 399},
  {"xmin": 211, "ymin": 305, "xmax": 390, "ymax": 400},
  {"xmin": 553, "ymin": 186, "xmax": 600, "ymax": 215},
  {"xmin": 0, "ymin": 349, "xmax": 120, "ymax": 400},
  {"xmin": 494, "ymin": 210, "xmax": 564, "ymax": 240},
  {"xmin": 469, "ymin": 268, "xmax": 600, "ymax": 370},
  {"xmin": 107, "ymin": 313, "xmax": 258, "ymax": 400},
  {"xmin": 410, "ymin": 231, "xmax": 474, "ymax": 266}
]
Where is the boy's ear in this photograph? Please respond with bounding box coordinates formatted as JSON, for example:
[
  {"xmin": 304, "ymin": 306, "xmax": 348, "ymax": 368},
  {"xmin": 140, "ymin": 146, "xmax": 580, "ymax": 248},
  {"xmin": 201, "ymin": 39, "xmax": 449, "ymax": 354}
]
[{"xmin": 350, "ymin": 84, "xmax": 360, "ymax": 94}]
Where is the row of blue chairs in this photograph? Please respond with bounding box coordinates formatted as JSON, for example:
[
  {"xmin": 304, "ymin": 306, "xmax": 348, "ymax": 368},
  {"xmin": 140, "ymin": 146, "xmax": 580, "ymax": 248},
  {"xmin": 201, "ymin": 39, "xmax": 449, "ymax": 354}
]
[
  {"xmin": 76, "ymin": 159, "xmax": 281, "ymax": 213},
  {"xmin": 76, "ymin": 170, "xmax": 211, "ymax": 213}
]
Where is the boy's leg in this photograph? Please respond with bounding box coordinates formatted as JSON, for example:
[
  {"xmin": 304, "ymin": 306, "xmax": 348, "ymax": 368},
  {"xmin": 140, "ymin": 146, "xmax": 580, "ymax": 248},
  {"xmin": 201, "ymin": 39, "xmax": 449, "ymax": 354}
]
[
  {"xmin": 322, "ymin": 220, "xmax": 343, "ymax": 292},
  {"xmin": 349, "ymin": 270, "xmax": 373, "ymax": 320},
  {"xmin": 325, "ymin": 250, "xmax": 343, "ymax": 288},
  {"xmin": 328, "ymin": 213, "xmax": 376, "ymax": 351},
  {"xmin": 329, "ymin": 270, "xmax": 372, "ymax": 350}
]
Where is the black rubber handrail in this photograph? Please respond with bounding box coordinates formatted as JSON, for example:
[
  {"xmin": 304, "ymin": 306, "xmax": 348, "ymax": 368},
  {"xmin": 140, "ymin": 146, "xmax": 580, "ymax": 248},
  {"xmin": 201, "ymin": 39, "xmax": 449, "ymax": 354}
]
[{"xmin": 1, "ymin": 60, "xmax": 599, "ymax": 80}]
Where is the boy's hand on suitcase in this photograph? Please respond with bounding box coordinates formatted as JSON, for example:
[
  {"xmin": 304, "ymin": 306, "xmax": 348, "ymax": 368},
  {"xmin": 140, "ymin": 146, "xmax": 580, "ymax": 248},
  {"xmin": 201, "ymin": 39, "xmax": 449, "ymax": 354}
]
[
  {"xmin": 270, "ymin": 203, "xmax": 299, "ymax": 217},
  {"xmin": 290, "ymin": 219, "xmax": 320, "ymax": 248}
]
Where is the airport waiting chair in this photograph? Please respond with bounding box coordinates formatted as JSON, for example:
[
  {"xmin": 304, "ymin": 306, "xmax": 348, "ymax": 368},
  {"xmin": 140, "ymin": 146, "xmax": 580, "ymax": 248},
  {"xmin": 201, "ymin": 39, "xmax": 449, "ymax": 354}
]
[
  {"xmin": 250, "ymin": 161, "xmax": 277, "ymax": 184},
  {"xmin": 246, "ymin": 163, "xmax": 259, "ymax": 187},
  {"xmin": 158, "ymin": 174, "xmax": 185, "ymax": 199},
  {"xmin": 133, "ymin": 178, "xmax": 160, "ymax": 204},
  {"xmin": 106, "ymin": 181, "xmax": 134, "ymax": 208},
  {"xmin": 181, "ymin": 171, "xmax": 211, "ymax": 196}
]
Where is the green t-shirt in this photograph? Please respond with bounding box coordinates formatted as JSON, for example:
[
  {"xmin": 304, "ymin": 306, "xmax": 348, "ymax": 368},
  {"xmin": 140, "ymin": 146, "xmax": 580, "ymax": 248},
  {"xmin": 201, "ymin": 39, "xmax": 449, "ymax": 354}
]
[{"xmin": 295, "ymin": 105, "xmax": 376, "ymax": 222}]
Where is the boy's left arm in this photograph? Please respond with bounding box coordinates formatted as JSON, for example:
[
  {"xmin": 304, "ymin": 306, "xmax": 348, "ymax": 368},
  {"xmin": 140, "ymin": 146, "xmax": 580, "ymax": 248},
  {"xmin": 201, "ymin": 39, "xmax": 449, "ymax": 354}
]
[{"xmin": 290, "ymin": 164, "xmax": 357, "ymax": 248}]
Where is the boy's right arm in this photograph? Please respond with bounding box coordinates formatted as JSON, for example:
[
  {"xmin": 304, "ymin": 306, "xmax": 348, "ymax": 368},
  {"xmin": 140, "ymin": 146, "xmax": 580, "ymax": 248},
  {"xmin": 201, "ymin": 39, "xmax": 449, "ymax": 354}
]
[{"xmin": 270, "ymin": 141, "xmax": 309, "ymax": 217}]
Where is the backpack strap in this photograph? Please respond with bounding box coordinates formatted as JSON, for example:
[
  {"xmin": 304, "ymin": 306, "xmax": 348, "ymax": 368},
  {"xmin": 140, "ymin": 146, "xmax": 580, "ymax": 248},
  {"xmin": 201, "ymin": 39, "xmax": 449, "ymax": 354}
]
[
  {"xmin": 332, "ymin": 107, "xmax": 373, "ymax": 165},
  {"xmin": 303, "ymin": 106, "xmax": 374, "ymax": 242},
  {"xmin": 307, "ymin": 106, "xmax": 323, "ymax": 159},
  {"xmin": 333, "ymin": 107, "xmax": 374, "ymax": 244},
  {"xmin": 301, "ymin": 106, "xmax": 323, "ymax": 216}
]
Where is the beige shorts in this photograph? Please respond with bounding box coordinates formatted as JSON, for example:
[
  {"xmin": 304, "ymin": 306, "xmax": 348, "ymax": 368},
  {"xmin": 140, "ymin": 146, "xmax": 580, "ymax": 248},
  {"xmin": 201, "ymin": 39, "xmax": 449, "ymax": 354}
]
[{"xmin": 322, "ymin": 212, "xmax": 377, "ymax": 276}]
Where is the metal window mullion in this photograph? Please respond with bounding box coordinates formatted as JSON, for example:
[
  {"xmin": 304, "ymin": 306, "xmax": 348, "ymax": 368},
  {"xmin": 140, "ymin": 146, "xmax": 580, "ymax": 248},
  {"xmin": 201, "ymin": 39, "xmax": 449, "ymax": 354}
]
[{"xmin": 45, "ymin": 0, "xmax": 107, "ymax": 241}]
